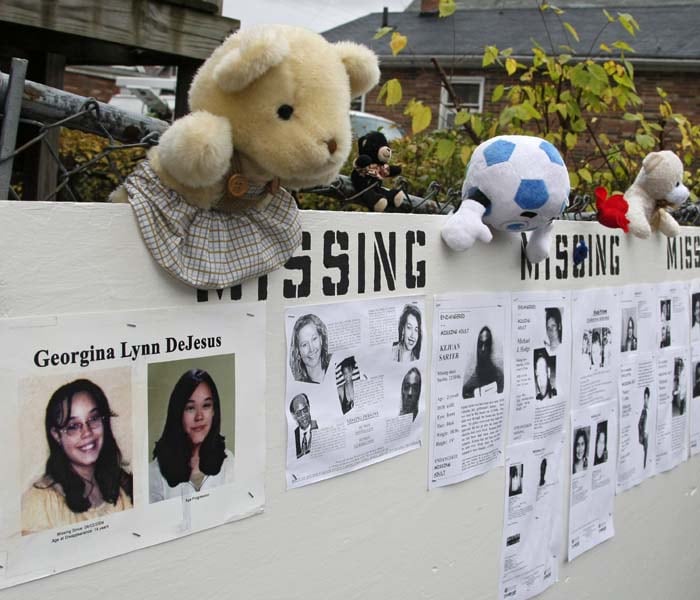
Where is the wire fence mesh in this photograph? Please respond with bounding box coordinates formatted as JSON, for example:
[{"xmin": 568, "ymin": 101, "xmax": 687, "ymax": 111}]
[{"xmin": 1, "ymin": 59, "xmax": 699, "ymax": 224}]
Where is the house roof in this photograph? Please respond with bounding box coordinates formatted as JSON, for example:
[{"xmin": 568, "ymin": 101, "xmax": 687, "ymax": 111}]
[{"xmin": 323, "ymin": 5, "xmax": 700, "ymax": 70}]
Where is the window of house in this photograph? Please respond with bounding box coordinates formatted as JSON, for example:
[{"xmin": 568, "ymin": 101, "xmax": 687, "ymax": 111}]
[
  {"xmin": 350, "ymin": 94, "xmax": 366, "ymax": 112},
  {"xmin": 438, "ymin": 77, "xmax": 484, "ymax": 129}
]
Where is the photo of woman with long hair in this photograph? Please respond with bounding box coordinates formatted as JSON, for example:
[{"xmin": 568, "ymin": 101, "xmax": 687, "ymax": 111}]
[
  {"xmin": 21, "ymin": 378, "xmax": 133, "ymax": 535},
  {"xmin": 289, "ymin": 314, "xmax": 332, "ymax": 384},
  {"xmin": 462, "ymin": 325, "xmax": 504, "ymax": 398},
  {"xmin": 572, "ymin": 427, "xmax": 589, "ymax": 474},
  {"xmin": 149, "ymin": 368, "xmax": 234, "ymax": 503},
  {"xmin": 392, "ymin": 304, "xmax": 422, "ymax": 362}
]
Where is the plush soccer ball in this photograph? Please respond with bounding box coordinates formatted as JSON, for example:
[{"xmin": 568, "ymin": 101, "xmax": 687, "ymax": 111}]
[{"xmin": 442, "ymin": 135, "xmax": 570, "ymax": 263}]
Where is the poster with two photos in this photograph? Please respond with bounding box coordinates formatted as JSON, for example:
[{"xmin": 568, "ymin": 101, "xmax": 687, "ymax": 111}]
[
  {"xmin": 568, "ymin": 287, "xmax": 619, "ymax": 561},
  {"xmin": 0, "ymin": 304, "xmax": 265, "ymax": 589}
]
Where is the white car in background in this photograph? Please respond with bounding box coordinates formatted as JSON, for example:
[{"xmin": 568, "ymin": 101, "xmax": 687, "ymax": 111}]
[{"xmin": 349, "ymin": 110, "xmax": 405, "ymax": 141}]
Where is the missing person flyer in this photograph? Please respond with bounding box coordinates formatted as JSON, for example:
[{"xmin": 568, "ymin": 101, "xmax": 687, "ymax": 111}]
[
  {"xmin": 690, "ymin": 280, "xmax": 700, "ymax": 456},
  {"xmin": 568, "ymin": 401, "xmax": 617, "ymax": 561},
  {"xmin": 572, "ymin": 287, "xmax": 620, "ymax": 412},
  {"xmin": 499, "ymin": 435, "xmax": 563, "ymax": 600},
  {"xmin": 284, "ymin": 296, "xmax": 426, "ymax": 489},
  {"xmin": 0, "ymin": 304, "xmax": 265, "ymax": 589},
  {"xmin": 655, "ymin": 349, "xmax": 690, "ymax": 472},
  {"xmin": 616, "ymin": 353, "xmax": 657, "ymax": 493},
  {"xmin": 429, "ymin": 293, "xmax": 510, "ymax": 488},
  {"xmin": 508, "ymin": 291, "xmax": 570, "ymax": 446},
  {"xmin": 656, "ymin": 281, "xmax": 689, "ymax": 351},
  {"xmin": 619, "ymin": 284, "xmax": 656, "ymax": 355}
]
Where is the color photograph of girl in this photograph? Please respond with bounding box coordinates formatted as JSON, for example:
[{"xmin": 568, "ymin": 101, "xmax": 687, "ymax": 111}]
[
  {"xmin": 21, "ymin": 370, "xmax": 133, "ymax": 535},
  {"xmin": 148, "ymin": 356, "xmax": 235, "ymax": 503}
]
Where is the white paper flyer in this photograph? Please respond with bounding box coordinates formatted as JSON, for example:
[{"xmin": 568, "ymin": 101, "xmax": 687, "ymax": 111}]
[
  {"xmin": 508, "ymin": 291, "xmax": 571, "ymax": 446},
  {"xmin": 429, "ymin": 293, "xmax": 509, "ymax": 488},
  {"xmin": 285, "ymin": 296, "xmax": 426, "ymax": 488},
  {"xmin": 0, "ymin": 304, "xmax": 265, "ymax": 589}
]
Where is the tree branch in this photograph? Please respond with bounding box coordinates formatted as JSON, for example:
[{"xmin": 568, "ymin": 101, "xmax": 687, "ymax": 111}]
[{"xmin": 430, "ymin": 57, "xmax": 481, "ymax": 145}]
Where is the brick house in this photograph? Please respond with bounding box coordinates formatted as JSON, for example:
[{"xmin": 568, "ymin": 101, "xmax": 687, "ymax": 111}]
[{"xmin": 323, "ymin": 2, "xmax": 700, "ymax": 142}]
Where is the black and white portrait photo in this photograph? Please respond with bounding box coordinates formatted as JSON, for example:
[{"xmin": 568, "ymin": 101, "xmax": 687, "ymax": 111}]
[
  {"xmin": 582, "ymin": 328, "xmax": 602, "ymax": 370},
  {"xmin": 509, "ymin": 464, "xmax": 523, "ymax": 497},
  {"xmin": 621, "ymin": 307, "xmax": 638, "ymax": 352},
  {"xmin": 539, "ymin": 458, "xmax": 547, "ymax": 487},
  {"xmin": 572, "ymin": 426, "xmax": 590, "ymax": 474},
  {"xmin": 593, "ymin": 420, "xmax": 608, "ymax": 466},
  {"xmin": 462, "ymin": 325, "xmax": 504, "ymax": 398},
  {"xmin": 672, "ymin": 357, "xmax": 687, "ymax": 416},
  {"xmin": 660, "ymin": 299, "xmax": 671, "ymax": 348},
  {"xmin": 533, "ymin": 348, "xmax": 557, "ymax": 400},
  {"xmin": 392, "ymin": 304, "xmax": 422, "ymax": 362},
  {"xmin": 638, "ymin": 387, "xmax": 650, "ymax": 469},
  {"xmin": 335, "ymin": 356, "xmax": 359, "ymax": 415},
  {"xmin": 692, "ymin": 293, "xmax": 700, "ymax": 342},
  {"xmin": 544, "ymin": 307, "xmax": 563, "ymax": 353},
  {"xmin": 289, "ymin": 314, "xmax": 332, "ymax": 384},
  {"xmin": 693, "ymin": 361, "xmax": 700, "ymax": 398},
  {"xmin": 400, "ymin": 367, "xmax": 421, "ymax": 422},
  {"xmin": 289, "ymin": 393, "xmax": 318, "ymax": 459}
]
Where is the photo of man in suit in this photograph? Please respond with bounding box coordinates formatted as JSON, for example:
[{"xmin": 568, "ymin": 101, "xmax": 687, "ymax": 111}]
[{"xmin": 289, "ymin": 393, "xmax": 318, "ymax": 459}]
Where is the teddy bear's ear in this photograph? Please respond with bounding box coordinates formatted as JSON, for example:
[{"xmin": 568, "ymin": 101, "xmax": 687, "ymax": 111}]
[
  {"xmin": 642, "ymin": 152, "xmax": 663, "ymax": 173},
  {"xmin": 333, "ymin": 42, "xmax": 381, "ymax": 98},
  {"xmin": 213, "ymin": 28, "xmax": 290, "ymax": 93}
]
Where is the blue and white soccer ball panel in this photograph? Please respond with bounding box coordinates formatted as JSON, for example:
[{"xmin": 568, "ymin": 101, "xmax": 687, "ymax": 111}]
[{"xmin": 462, "ymin": 135, "xmax": 570, "ymax": 233}]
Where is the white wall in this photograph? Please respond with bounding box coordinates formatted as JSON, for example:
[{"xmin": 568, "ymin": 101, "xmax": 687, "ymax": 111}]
[{"xmin": 0, "ymin": 202, "xmax": 699, "ymax": 599}]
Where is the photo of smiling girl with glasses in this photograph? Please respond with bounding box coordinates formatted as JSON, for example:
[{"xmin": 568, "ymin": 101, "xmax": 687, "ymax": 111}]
[{"xmin": 21, "ymin": 378, "xmax": 133, "ymax": 535}]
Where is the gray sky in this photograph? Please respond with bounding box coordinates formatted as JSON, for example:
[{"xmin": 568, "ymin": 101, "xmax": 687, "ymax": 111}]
[{"xmin": 222, "ymin": 0, "xmax": 412, "ymax": 31}]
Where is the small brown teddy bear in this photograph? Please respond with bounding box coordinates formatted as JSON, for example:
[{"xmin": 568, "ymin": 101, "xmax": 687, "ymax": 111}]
[
  {"xmin": 113, "ymin": 25, "xmax": 380, "ymax": 289},
  {"xmin": 625, "ymin": 150, "xmax": 689, "ymax": 239}
]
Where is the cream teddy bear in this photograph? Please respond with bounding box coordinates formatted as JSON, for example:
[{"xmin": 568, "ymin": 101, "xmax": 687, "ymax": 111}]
[
  {"xmin": 625, "ymin": 150, "xmax": 689, "ymax": 239},
  {"xmin": 113, "ymin": 25, "xmax": 380, "ymax": 289}
]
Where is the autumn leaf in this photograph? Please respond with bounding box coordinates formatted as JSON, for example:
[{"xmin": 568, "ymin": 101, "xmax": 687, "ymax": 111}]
[
  {"xmin": 373, "ymin": 26, "xmax": 393, "ymax": 40},
  {"xmin": 390, "ymin": 31, "xmax": 408, "ymax": 56},
  {"xmin": 439, "ymin": 0, "xmax": 456, "ymax": 17},
  {"xmin": 436, "ymin": 138, "xmax": 456, "ymax": 161},
  {"xmin": 378, "ymin": 78, "xmax": 403, "ymax": 106},
  {"xmin": 454, "ymin": 110, "xmax": 470, "ymax": 126},
  {"xmin": 404, "ymin": 100, "xmax": 432, "ymax": 134},
  {"xmin": 563, "ymin": 21, "xmax": 580, "ymax": 42}
]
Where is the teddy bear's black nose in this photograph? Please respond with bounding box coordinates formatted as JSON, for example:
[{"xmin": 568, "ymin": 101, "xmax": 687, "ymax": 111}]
[{"xmin": 326, "ymin": 139, "xmax": 338, "ymax": 155}]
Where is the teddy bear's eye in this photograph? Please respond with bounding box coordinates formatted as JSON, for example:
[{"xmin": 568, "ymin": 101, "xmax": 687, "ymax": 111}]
[{"xmin": 277, "ymin": 105, "xmax": 294, "ymax": 120}]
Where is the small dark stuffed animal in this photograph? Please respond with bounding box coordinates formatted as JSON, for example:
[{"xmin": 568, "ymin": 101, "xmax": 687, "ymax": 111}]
[{"xmin": 351, "ymin": 131, "xmax": 406, "ymax": 212}]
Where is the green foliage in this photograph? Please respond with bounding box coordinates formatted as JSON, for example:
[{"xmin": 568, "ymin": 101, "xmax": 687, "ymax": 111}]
[
  {"xmin": 58, "ymin": 129, "xmax": 145, "ymax": 202},
  {"xmin": 373, "ymin": 5, "xmax": 699, "ymax": 209},
  {"xmin": 469, "ymin": 6, "xmax": 699, "ymax": 204},
  {"xmin": 390, "ymin": 129, "xmax": 474, "ymax": 197}
]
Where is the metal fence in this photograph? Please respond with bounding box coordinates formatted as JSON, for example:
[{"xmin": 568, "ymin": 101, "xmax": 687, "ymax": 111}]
[
  {"xmin": 0, "ymin": 57, "xmax": 166, "ymax": 202},
  {"xmin": 1, "ymin": 56, "xmax": 699, "ymax": 224}
]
